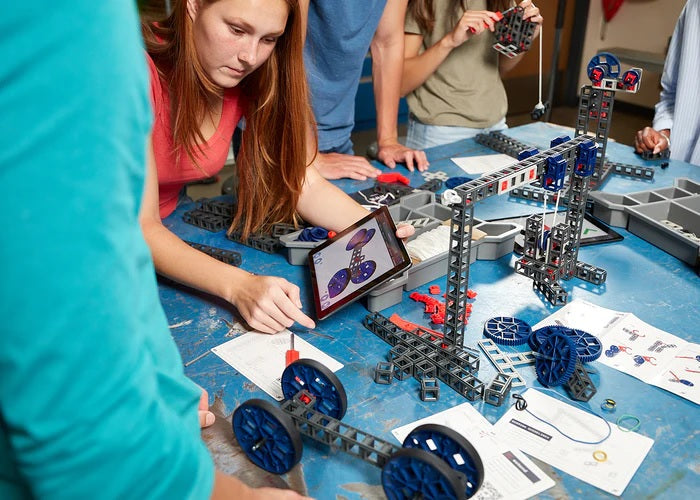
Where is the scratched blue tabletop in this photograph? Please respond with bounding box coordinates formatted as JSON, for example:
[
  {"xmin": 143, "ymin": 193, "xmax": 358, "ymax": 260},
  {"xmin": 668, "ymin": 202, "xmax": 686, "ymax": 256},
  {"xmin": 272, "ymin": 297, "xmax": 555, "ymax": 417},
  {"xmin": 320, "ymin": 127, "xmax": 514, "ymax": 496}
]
[{"xmin": 160, "ymin": 122, "xmax": 699, "ymax": 499}]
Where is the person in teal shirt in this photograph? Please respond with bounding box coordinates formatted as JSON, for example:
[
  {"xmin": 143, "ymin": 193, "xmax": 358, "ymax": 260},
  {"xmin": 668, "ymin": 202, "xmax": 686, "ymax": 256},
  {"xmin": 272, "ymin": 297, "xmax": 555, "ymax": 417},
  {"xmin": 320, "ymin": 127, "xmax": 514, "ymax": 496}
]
[{"xmin": 0, "ymin": 2, "xmax": 307, "ymax": 498}]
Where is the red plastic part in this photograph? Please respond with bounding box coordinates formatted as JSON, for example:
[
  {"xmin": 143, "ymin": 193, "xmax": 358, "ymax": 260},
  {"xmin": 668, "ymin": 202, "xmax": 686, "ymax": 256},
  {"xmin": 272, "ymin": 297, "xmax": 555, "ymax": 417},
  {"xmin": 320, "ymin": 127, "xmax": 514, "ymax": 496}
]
[
  {"xmin": 377, "ymin": 172, "xmax": 410, "ymax": 186},
  {"xmin": 388, "ymin": 313, "xmax": 444, "ymax": 339},
  {"xmin": 285, "ymin": 349, "xmax": 299, "ymax": 366},
  {"xmin": 428, "ymin": 285, "xmax": 441, "ymax": 295}
]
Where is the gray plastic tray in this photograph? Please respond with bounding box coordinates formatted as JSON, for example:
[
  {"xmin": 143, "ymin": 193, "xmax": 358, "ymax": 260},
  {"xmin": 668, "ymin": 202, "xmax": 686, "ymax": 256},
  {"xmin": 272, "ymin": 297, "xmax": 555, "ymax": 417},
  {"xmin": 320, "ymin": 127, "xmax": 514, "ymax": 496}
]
[
  {"xmin": 473, "ymin": 221, "xmax": 522, "ymax": 260},
  {"xmin": 626, "ymin": 194, "xmax": 700, "ymax": 266},
  {"xmin": 279, "ymin": 229, "xmax": 318, "ymax": 266},
  {"xmin": 589, "ymin": 192, "xmax": 641, "ymax": 227},
  {"xmin": 365, "ymin": 271, "xmax": 409, "ymax": 312},
  {"xmin": 590, "ymin": 178, "xmax": 697, "ymax": 229}
]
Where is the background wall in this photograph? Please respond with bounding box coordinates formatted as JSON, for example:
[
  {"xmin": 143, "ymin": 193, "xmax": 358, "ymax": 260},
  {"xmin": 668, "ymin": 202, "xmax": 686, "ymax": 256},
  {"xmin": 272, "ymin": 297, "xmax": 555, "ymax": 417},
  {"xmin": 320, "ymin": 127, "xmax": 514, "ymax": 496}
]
[{"xmin": 576, "ymin": 0, "xmax": 685, "ymax": 108}]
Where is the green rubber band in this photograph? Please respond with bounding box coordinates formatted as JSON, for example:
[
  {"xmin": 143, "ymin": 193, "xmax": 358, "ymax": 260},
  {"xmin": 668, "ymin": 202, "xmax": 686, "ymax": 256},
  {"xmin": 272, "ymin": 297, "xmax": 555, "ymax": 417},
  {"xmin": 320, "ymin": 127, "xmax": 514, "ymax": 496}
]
[{"xmin": 616, "ymin": 414, "xmax": 641, "ymax": 433}]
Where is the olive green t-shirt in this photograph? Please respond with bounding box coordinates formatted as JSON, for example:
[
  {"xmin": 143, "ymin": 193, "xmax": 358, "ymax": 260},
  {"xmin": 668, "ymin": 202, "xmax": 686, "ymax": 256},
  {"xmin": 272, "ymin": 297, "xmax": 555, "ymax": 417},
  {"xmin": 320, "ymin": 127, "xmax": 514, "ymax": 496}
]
[{"xmin": 405, "ymin": 0, "xmax": 508, "ymax": 128}]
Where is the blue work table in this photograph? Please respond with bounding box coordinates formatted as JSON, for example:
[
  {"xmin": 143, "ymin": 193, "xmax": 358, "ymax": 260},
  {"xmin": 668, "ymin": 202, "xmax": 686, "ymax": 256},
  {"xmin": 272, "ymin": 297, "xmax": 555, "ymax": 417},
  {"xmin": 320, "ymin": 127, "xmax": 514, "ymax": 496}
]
[{"xmin": 160, "ymin": 122, "xmax": 699, "ymax": 499}]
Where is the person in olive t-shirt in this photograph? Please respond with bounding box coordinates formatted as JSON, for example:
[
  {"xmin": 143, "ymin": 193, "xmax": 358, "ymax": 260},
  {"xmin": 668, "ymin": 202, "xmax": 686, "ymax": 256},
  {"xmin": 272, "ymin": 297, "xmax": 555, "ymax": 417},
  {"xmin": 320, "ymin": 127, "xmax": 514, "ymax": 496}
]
[{"xmin": 401, "ymin": 0, "xmax": 542, "ymax": 149}]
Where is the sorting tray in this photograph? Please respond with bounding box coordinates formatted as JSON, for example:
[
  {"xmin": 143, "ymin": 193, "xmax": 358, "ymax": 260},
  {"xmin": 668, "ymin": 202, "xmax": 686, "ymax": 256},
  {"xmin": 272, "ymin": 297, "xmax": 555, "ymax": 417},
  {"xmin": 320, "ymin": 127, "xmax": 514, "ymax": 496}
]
[
  {"xmin": 474, "ymin": 222, "xmax": 522, "ymax": 260},
  {"xmin": 365, "ymin": 271, "xmax": 409, "ymax": 312},
  {"xmin": 626, "ymin": 194, "xmax": 700, "ymax": 266},
  {"xmin": 590, "ymin": 177, "xmax": 698, "ymax": 229}
]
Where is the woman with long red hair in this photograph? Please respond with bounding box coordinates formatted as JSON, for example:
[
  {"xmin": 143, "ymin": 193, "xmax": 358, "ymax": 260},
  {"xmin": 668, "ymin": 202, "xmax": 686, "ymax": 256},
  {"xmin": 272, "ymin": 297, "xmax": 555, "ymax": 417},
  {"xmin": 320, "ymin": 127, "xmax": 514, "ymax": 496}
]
[{"xmin": 140, "ymin": 0, "xmax": 410, "ymax": 334}]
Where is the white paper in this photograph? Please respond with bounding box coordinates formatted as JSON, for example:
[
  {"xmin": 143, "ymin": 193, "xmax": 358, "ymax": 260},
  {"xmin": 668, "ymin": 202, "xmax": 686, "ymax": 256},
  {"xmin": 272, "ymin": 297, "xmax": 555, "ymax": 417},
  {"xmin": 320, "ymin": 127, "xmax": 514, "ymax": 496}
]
[
  {"xmin": 494, "ymin": 389, "xmax": 654, "ymax": 496},
  {"xmin": 451, "ymin": 154, "xmax": 517, "ymax": 175},
  {"xmin": 534, "ymin": 300, "xmax": 700, "ymax": 405},
  {"xmin": 393, "ymin": 403, "xmax": 555, "ymax": 500},
  {"xmin": 532, "ymin": 299, "xmax": 626, "ymax": 335},
  {"xmin": 211, "ymin": 330, "xmax": 343, "ymax": 401},
  {"xmin": 595, "ymin": 314, "xmax": 700, "ymax": 404}
]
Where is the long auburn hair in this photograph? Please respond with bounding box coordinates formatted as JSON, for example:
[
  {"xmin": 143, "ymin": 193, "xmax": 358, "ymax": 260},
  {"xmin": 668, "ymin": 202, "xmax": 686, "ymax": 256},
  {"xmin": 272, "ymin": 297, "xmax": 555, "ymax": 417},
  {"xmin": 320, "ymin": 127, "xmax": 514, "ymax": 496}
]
[
  {"xmin": 408, "ymin": 0, "xmax": 513, "ymax": 34},
  {"xmin": 142, "ymin": 0, "xmax": 314, "ymax": 237}
]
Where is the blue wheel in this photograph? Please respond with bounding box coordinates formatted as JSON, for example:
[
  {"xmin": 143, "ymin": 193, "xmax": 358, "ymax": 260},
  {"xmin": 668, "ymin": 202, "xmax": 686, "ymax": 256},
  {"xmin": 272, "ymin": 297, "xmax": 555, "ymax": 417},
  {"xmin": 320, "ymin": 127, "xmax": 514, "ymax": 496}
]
[
  {"xmin": 328, "ymin": 268, "xmax": 350, "ymax": 298},
  {"xmin": 403, "ymin": 424, "xmax": 483, "ymax": 498},
  {"xmin": 346, "ymin": 228, "xmax": 375, "ymax": 250},
  {"xmin": 382, "ymin": 448, "xmax": 466, "ymax": 500},
  {"xmin": 529, "ymin": 324, "xmax": 564, "ymax": 351},
  {"xmin": 587, "ymin": 52, "xmax": 621, "ymax": 81},
  {"xmin": 351, "ymin": 260, "xmax": 377, "ymax": 284},
  {"xmin": 535, "ymin": 331, "xmax": 578, "ymax": 386},
  {"xmin": 281, "ymin": 359, "xmax": 347, "ymax": 419},
  {"xmin": 483, "ymin": 317, "xmax": 532, "ymax": 346},
  {"xmin": 232, "ymin": 399, "xmax": 303, "ymax": 474},
  {"xmin": 532, "ymin": 325, "xmax": 601, "ymax": 363},
  {"xmin": 567, "ymin": 328, "xmax": 602, "ymax": 362}
]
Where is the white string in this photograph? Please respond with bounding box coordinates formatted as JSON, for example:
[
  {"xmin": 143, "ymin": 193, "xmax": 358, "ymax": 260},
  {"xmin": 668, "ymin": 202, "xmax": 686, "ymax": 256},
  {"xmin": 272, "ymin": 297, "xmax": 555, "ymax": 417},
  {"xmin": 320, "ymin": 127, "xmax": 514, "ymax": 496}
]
[
  {"xmin": 539, "ymin": 193, "xmax": 548, "ymax": 259},
  {"xmin": 537, "ymin": 23, "xmax": 543, "ymax": 107},
  {"xmin": 546, "ymin": 193, "xmax": 561, "ymax": 263}
]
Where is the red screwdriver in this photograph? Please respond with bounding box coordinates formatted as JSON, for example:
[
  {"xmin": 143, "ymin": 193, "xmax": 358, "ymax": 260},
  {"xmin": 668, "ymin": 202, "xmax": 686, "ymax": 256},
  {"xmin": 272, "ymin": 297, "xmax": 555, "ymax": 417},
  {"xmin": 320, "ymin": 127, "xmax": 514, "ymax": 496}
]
[{"xmin": 285, "ymin": 332, "xmax": 300, "ymax": 366}]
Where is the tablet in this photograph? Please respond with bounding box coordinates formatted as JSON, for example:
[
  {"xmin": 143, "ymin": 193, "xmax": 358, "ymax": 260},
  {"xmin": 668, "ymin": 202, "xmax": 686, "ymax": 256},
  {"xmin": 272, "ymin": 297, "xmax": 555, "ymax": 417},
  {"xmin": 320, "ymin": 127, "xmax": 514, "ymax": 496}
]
[{"xmin": 309, "ymin": 206, "xmax": 412, "ymax": 320}]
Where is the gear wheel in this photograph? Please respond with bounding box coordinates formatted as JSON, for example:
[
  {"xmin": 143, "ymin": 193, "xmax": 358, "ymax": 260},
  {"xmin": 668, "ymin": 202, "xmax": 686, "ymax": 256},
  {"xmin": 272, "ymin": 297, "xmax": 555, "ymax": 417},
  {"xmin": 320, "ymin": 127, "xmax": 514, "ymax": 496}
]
[{"xmin": 483, "ymin": 317, "xmax": 532, "ymax": 346}]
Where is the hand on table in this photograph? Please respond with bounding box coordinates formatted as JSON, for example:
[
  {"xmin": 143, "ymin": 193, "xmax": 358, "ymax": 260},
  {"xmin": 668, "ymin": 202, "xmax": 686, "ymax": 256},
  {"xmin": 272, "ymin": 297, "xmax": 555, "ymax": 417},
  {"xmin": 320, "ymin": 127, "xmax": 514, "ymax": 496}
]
[
  {"xmin": 315, "ymin": 152, "xmax": 381, "ymax": 181},
  {"xmin": 377, "ymin": 141, "xmax": 429, "ymax": 172},
  {"xmin": 635, "ymin": 126, "xmax": 670, "ymax": 154},
  {"xmin": 229, "ymin": 274, "xmax": 315, "ymax": 334}
]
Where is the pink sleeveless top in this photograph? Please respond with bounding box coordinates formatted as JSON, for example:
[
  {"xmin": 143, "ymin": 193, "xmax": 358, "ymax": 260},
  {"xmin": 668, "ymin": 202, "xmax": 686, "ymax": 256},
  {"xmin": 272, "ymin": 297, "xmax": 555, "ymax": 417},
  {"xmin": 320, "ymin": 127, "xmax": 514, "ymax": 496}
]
[{"xmin": 146, "ymin": 54, "xmax": 245, "ymax": 218}]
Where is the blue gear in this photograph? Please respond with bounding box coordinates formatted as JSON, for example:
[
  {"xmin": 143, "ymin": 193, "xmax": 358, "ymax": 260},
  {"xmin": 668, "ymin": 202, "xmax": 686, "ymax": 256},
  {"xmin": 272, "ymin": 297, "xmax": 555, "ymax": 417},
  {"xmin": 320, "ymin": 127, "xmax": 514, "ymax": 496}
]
[
  {"xmin": 403, "ymin": 424, "xmax": 484, "ymax": 498},
  {"xmin": 281, "ymin": 359, "xmax": 347, "ymax": 419},
  {"xmin": 535, "ymin": 331, "xmax": 578, "ymax": 386},
  {"xmin": 532, "ymin": 325, "xmax": 602, "ymax": 363},
  {"xmin": 567, "ymin": 328, "xmax": 602, "ymax": 362},
  {"xmin": 382, "ymin": 448, "xmax": 465, "ymax": 500},
  {"xmin": 483, "ymin": 317, "xmax": 532, "ymax": 346},
  {"xmin": 529, "ymin": 324, "xmax": 565, "ymax": 351},
  {"xmin": 232, "ymin": 399, "xmax": 303, "ymax": 474}
]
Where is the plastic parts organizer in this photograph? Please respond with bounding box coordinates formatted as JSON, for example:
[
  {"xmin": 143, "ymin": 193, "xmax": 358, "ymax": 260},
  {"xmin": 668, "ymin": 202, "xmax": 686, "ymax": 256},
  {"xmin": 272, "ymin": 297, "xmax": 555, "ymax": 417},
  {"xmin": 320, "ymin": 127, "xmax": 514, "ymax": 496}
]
[{"xmin": 589, "ymin": 178, "xmax": 699, "ymax": 267}]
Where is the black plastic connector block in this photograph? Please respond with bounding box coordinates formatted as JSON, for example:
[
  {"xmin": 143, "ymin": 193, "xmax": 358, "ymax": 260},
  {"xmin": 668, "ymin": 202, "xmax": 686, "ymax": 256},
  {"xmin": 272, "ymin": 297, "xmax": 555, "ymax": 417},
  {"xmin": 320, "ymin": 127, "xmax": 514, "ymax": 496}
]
[{"xmin": 184, "ymin": 241, "xmax": 242, "ymax": 266}]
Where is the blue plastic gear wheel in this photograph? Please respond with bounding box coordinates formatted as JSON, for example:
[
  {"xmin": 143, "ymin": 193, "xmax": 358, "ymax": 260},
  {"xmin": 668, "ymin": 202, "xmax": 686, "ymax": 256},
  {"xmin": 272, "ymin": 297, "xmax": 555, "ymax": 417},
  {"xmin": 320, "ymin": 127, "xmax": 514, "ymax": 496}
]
[
  {"xmin": 403, "ymin": 424, "xmax": 484, "ymax": 498},
  {"xmin": 531, "ymin": 325, "xmax": 601, "ymax": 363},
  {"xmin": 232, "ymin": 399, "xmax": 303, "ymax": 474},
  {"xmin": 281, "ymin": 358, "xmax": 348, "ymax": 419},
  {"xmin": 566, "ymin": 328, "xmax": 602, "ymax": 363},
  {"xmin": 483, "ymin": 317, "xmax": 532, "ymax": 346},
  {"xmin": 528, "ymin": 324, "xmax": 563, "ymax": 351},
  {"xmin": 382, "ymin": 448, "xmax": 466, "ymax": 500},
  {"xmin": 535, "ymin": 331, "xmax": 578, "ymax": 387},
  {"xmin": 587, "ymin": 52, "xmax": 621, "ymax": 81}
]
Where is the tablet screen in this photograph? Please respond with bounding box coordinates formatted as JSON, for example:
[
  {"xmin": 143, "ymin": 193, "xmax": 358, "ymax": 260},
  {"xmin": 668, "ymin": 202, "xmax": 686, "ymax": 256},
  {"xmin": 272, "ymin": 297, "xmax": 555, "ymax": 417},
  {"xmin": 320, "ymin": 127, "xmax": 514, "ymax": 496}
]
[{"xmin": 309, "ymin": 206, "xmax": 411, "ymax": 320}]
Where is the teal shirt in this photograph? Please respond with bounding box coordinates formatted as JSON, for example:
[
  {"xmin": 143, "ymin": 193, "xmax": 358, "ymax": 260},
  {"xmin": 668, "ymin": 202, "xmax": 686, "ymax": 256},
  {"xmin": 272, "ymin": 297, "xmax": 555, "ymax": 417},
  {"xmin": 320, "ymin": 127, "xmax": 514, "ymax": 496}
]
[{"xmin": 0, "ymin": 2, "xmax": 214, "ymax": 498}]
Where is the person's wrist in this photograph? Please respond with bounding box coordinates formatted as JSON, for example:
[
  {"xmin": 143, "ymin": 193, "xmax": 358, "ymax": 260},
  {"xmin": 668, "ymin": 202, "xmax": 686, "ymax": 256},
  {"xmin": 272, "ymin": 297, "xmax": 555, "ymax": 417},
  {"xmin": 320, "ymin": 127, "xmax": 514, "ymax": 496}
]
[{"xmin": 439, "ymin": 34, "xmax": 458, "ymax": 51}]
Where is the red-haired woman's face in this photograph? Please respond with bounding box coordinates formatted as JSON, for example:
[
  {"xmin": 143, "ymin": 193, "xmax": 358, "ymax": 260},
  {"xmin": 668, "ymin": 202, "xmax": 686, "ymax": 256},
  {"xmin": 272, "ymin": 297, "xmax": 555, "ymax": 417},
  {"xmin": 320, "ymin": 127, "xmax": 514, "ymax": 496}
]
[{"xmin": 187, "ymin": 0, "xmax": 289, "ymax": 88}]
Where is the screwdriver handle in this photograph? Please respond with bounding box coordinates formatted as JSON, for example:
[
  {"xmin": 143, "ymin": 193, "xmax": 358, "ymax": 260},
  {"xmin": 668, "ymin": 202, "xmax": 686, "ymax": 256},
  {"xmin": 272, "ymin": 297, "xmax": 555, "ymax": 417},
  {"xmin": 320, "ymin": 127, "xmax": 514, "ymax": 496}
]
[{"xmin": 285, "ymin": 333, "xmax": 299, "ymax": 367}]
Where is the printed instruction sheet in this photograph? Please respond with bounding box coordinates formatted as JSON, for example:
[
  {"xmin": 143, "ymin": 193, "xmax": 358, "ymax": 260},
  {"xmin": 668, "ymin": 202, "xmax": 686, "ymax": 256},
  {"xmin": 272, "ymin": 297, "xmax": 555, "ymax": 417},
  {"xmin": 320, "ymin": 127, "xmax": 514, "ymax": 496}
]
[
  {"xmin": 533, "ymin": 300, "xmax": 700, "ymax": 405},
  {"xmin": 393, "ymin": 403, "xmax": 555, "ymax": 500},
  {"xmin": 212, "ymin": 330, "xmax": 343, "ymax": 400},
  {"xmin": 494, "ymin": 389, "xmax": 654, "ymax": 496}
]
